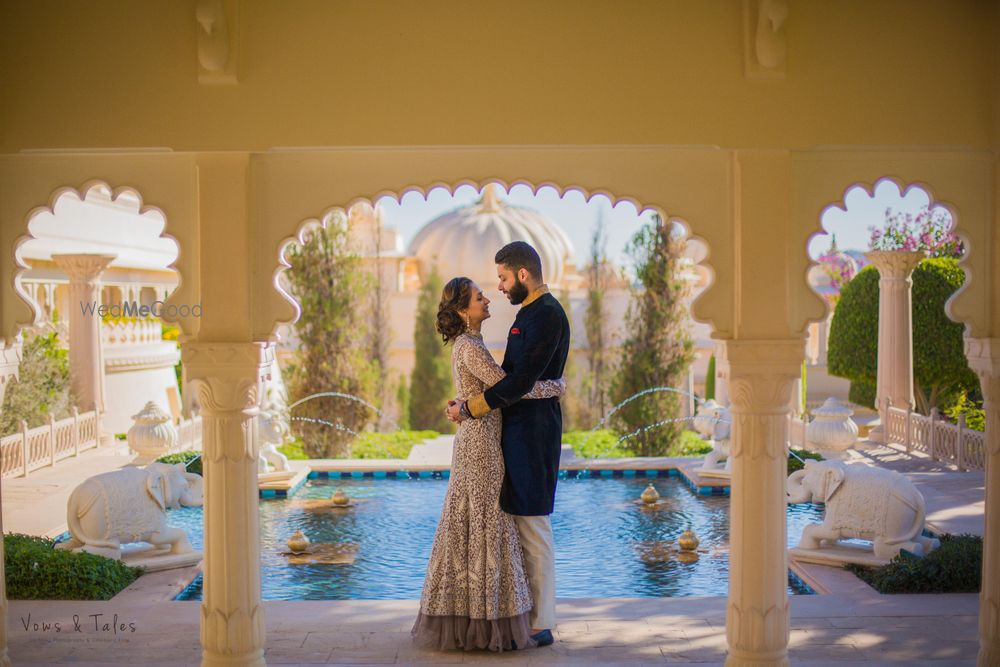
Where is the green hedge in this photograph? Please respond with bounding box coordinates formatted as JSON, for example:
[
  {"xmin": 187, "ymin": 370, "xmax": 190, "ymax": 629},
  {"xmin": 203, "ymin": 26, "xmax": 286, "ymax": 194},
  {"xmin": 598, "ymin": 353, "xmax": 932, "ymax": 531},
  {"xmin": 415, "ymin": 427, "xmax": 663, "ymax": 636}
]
[
  {"xmin": 829, "ymin": 259, "xmax": 978, "ymax": 413},
  {"xmin": 5, "ymin": 534, "xmax": 142, "ymax": 600},
  {"xmin": 563, "ymin": 429, "xmax": 712, "ymax": 459},
  {"xmin": 156, "ymin": 450, "xmax": 202, "ymax": 476},
  {"xmin": 847, "ymin": 533, "xmax": 981, "ymax": 593},
  {"xmin": 278, "ymin": 430, "xmax": 439, "ymax": 460},
  {"xmin": 788, "ymin": 448, "xmax": 823, "ymax": 475}
]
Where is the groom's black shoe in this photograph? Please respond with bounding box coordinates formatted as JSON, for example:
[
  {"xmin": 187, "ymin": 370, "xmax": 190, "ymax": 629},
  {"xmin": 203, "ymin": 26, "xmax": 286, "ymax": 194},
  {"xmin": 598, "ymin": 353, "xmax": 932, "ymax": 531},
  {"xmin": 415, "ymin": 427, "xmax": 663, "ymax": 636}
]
[{"xmin": 530, "ymin": 629, "xmax": 554, "ymax": 647}]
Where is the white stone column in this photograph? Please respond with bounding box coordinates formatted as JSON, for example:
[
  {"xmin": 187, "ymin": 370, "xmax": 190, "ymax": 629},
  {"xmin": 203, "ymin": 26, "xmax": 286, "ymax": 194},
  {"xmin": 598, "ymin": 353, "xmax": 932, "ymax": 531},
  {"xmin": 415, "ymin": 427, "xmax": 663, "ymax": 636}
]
[
  {"xmin": 864, "ymin": 251, "xmax": 923, "ymax": 443},
  {"xmin": 51, "ymin": 254, "xmax": 116, "ymax": 413},
  {"xmin": 184, "ymin": 342, "xmax": 271, "ymax": 667},
  {"xmin": 720, "ymin": 339, "xmax": 802, "ymax": 667},
  {"xmin": 967, "ymin": 338, "xmax": 1000, "ymax": 667}
]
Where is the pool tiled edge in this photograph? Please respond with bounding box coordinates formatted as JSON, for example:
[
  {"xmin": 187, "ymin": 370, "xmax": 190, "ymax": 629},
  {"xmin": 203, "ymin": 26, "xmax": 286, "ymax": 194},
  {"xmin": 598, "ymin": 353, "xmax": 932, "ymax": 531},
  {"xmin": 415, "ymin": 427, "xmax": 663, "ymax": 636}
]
[{"xmin": 265, "ymin": 458, "xmax": 732, "ymax": 497}]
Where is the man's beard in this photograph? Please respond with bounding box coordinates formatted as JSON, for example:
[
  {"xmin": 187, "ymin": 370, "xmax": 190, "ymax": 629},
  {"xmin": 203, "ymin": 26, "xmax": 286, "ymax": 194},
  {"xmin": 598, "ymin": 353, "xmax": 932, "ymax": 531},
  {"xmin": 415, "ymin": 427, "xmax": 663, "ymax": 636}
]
[{"xmin": 507, "ymin": 276, "xmax": 529, "ymax": 305}]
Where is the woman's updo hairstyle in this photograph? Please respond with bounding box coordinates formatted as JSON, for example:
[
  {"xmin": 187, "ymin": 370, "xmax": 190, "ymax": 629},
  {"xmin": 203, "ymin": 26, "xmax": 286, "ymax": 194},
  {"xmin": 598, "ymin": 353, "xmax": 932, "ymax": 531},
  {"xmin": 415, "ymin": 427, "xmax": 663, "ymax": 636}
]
[{"xmin": 436, "ymin": 277, "xmax": 474, "ymax": 344}]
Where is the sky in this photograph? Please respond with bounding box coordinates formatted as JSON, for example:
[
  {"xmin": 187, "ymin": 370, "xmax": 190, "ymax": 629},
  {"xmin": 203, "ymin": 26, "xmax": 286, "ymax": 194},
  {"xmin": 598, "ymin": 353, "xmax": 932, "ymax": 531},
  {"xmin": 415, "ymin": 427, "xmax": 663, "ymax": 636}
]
[{"xmin": 376, "ymin": 180, "xmax": 951, "ymax": 271}]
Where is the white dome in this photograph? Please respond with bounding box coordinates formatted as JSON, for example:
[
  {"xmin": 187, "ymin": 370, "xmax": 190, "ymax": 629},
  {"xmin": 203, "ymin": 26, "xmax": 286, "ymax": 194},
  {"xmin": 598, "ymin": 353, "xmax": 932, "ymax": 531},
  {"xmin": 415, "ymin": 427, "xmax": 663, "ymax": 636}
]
[{"xmin": 407, "ymin": 186, "xmax": 576, "ymax": 288}]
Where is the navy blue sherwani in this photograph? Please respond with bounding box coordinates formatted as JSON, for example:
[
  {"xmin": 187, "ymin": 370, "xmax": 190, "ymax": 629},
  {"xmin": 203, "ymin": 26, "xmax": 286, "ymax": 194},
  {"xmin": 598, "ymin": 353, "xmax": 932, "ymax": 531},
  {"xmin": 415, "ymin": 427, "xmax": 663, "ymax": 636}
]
[{"xmin": 468, "ymin": 287, "xmax": 570, "ymax": 516}]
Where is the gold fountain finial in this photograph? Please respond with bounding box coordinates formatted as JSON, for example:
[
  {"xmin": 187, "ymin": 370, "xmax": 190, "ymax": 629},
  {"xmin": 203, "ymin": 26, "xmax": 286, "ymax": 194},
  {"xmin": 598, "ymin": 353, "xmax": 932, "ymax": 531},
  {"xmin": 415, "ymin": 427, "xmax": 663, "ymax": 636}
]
[
  {"xmin": 287, "ymin": 529, "xmax": 310, "ymax": 554},
  {"xmin": 640, "ymin": 483, "xmax": 660, "ymax": 505},
  {"xmin": 479, "ymin": 183, "xmax": 502, "ymax": 212},
  {"xmin": 678, "ymin": 529, "xmax": 700, "ymax": 552}
]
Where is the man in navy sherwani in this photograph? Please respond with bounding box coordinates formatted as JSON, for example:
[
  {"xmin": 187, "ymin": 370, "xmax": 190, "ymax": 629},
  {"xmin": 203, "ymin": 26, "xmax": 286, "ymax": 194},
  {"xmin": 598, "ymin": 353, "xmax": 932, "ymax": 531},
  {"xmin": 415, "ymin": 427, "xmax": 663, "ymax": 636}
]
[{"xmin": 448, "ymin": 241, "xmax": 570, "ymax": 647}]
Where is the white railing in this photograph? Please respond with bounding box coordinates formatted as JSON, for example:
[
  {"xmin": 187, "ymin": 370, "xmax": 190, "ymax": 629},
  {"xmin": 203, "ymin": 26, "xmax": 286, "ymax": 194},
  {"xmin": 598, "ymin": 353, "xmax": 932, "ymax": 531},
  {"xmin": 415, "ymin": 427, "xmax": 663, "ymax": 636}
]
[
  {"xmin": 0, "ymin": 408, "xmax": 100, "ymax": 478},
  {"xmin": 175, "ymin": 414, "xmax": 203, "ymax": 452},
  {"xmin": 884, "ymin": 401, "xmax": 986, "ymax": 471},
  {"xmin": 101, "ymin": 318, "xmax": 163, "ymax": 346},
  {"xmin": 787, "ymin": 414, "xmax": 808, "ymax": 449}
]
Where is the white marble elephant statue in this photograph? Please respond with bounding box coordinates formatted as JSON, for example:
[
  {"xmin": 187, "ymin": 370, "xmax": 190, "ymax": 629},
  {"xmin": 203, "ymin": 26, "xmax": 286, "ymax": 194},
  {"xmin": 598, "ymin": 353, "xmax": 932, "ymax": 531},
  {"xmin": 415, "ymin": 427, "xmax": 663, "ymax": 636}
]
[
  {"xmin": 698, "ymin": 402, "xmax": 732, "ymax": 472},
  {"xmin": 56, "ymin": 462, "xmax": 204, "ymax": 559},
  {"xmin": 786, "ymin": 459, "xmax": 939, "ymax": 559},
  {"xmin": 257, "ymin": 408, "xmax": 291, "ymax": 473}
]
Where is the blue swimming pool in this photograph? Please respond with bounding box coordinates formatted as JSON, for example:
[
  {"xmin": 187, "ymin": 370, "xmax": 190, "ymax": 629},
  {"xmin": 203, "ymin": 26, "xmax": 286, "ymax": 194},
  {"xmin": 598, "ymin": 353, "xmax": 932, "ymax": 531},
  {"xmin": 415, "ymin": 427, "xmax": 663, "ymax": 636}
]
[{"xmin": 171, "ymin": 473, "xmax": 824, "ymax": 600}]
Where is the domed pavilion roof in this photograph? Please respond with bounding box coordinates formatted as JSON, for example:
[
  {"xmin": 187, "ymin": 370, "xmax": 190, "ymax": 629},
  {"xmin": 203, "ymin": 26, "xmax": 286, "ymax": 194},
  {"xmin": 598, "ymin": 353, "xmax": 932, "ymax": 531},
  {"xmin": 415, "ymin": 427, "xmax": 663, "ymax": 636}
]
[{"xmin": 407, "ymin": 185, "xmax": 576, "ymax": 288}]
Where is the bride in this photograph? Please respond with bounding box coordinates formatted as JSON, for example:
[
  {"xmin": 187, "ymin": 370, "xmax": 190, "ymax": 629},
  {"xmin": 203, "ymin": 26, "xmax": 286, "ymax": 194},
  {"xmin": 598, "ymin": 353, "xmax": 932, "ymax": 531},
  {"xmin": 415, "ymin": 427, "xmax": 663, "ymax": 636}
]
[{"xmin": 411, "ymin": 277, "xmax": 565, "ymax": 652}]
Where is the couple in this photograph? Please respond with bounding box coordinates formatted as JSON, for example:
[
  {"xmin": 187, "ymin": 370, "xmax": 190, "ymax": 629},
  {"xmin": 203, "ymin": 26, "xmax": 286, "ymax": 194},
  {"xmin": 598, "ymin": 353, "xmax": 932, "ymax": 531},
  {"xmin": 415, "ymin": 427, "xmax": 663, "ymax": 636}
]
[{"xmin": 411, "ymin": 241, "xmax": 571, "ymax": 653}]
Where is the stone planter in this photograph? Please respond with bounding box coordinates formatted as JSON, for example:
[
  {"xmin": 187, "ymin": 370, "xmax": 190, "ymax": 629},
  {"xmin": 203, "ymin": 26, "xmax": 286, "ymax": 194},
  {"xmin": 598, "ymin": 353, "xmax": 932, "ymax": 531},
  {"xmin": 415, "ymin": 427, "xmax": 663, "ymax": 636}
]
[
  {"xmin": 806, "ymin": 397, "xmax": 858, "ymax": 453},
  {"xmin": 128, "ymin": 401, "xmax": 178, "ymax": 465}
]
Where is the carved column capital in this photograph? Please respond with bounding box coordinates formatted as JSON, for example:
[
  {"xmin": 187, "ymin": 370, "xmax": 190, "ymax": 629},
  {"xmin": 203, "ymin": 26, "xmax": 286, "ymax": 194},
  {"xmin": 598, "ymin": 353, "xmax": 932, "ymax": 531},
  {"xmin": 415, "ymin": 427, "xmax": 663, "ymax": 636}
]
[
  {"xmin": 182, "ymin": 342, "xmax": 273, "ymax": 413},
  {"xmin": 864, "ymin": 250, "xmax": 924, "ymax": 279},
  {"xmin": 716, "ymin": 338, "xmax": 803, "ymax": 414},
  {"xmin": 51, "ymin": 253, "xmax": 117, "ymax": 284}
]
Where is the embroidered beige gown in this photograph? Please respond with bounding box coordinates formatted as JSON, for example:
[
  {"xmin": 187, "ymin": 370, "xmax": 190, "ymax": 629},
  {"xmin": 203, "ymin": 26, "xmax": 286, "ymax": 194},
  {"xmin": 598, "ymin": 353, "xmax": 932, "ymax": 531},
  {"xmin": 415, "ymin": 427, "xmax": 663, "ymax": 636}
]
[{"xmin": 411, "ymin": 331, "xmax": 563, "ymax": 652}]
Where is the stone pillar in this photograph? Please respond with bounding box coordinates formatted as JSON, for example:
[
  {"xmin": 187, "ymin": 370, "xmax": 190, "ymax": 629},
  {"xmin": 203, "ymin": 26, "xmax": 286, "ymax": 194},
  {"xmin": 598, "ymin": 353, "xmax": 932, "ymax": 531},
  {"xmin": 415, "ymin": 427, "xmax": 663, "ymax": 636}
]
[
  {"xmin": 51, "ymin": 254, "xmax": 116, "ymax": 414},
  {"xmin": 184, "ymin": 342, "xmax": 271, "ymax": 667},
  {"xmin": 864, "ymin": 251, "xmax": 923, "ymax": 443},
  {"xmin": 967, "ymin": 338, "xmax": 1000, "ymax": 667},
  {"xmin": 719, "ymin": 339, "xmax": 802, "ymax": 667}
]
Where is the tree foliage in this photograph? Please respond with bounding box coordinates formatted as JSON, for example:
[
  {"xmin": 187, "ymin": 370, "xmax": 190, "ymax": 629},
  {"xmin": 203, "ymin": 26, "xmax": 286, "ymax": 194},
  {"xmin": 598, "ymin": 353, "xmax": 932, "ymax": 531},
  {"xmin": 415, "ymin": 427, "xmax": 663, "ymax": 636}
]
[
  {"xmin": 557, "ymin": 288, "xmax": 586, "ymax": 431},
  {"xmin": 828, "ymin": 258, "xmax": 977, "ymax": 414},
  {"xmin": 704, "ymin": 354, "xmax": 716, "ymax": 401},
  {"xmin": 408, "ymin": 267, "xmax": 454, "ymax": 432},
  {"xmin": 609, "ymin": 215, "xmax": 694, "ymax": 456},
  {"xmin": 284, "ymin": 215, "xmax": 379, "ymax": 457},
  {"xmin": 583, "ymin": 212, "xmax": 612, "ymax": 426},
  {"xmin": 0, "ymin": 329, "xmax": 74, "ymax": 436}
]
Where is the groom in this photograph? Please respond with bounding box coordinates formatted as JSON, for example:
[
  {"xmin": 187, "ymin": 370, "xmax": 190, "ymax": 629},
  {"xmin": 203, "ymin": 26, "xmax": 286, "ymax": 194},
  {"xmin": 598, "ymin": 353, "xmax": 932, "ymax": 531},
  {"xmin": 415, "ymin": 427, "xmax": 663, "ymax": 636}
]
[{"xmin": 447, "ymin": 241, "xmax": 570, "ymax": 648}]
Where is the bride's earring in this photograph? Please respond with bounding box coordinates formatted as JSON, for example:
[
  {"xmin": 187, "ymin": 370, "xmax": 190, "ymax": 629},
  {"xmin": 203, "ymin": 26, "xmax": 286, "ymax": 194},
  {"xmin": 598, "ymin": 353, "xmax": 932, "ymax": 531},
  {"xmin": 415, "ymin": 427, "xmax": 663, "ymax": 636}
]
[{"xmin": 463, "ymin": 312, "xmax": 470, "ymax": 330}]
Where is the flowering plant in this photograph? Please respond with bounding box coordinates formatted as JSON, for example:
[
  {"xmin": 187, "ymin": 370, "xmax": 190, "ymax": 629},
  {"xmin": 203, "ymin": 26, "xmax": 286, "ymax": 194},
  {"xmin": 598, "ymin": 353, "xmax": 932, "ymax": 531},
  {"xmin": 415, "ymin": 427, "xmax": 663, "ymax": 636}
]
[{"xmin": 869, "ymin": 206, "xmax": 963, "ymax": 258}]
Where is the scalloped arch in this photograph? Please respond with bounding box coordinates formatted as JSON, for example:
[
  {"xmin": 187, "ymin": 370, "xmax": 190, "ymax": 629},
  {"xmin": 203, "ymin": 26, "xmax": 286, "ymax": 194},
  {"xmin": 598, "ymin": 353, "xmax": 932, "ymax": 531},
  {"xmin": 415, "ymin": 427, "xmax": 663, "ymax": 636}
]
[
  {"xmin": 269, "ymin": 178, "xmax": 718, "ymax": 340},
  {"xmin": 804, "ymin": 176, "xmax": 969, "ymax": 327},
  {"xmin": 10, "ymin": 180, "xmax": 183, "ymax": 341}
]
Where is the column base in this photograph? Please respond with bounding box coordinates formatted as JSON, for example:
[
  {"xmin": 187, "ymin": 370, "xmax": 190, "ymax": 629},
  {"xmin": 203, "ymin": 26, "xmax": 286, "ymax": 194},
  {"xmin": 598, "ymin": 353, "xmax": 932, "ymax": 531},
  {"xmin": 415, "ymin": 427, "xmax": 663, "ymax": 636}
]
[
  {"xmin": 978, "ymin": 643, "xmax": 1000, "ymax": 667},
  {"xmin": 202, "ymin": 650, "xmax": 265, "ymax": 667},
  {"xmin": 725, "ymin": 649, "xmax": 789, "ymax": 667},
  {"xmin": 867, "ymin": 424, "xmax": 886, "ymax": 444}
]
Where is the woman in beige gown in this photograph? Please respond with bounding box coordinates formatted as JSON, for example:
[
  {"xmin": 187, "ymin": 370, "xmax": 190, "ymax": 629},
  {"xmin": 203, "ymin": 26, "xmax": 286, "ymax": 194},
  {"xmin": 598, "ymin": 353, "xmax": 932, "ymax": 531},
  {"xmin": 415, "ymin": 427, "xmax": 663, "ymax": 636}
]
[{"xmin": 411, "ymin": 277, "xmax": 564, "ymax": 652}]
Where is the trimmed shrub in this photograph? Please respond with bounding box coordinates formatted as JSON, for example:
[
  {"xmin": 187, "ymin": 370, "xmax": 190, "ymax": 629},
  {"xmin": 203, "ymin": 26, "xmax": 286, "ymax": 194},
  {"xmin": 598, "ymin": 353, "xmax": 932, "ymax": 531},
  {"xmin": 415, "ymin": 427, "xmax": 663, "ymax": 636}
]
[
  {"xmin": 704, "ymin": 355, "xmax": 716, "ymax": 401},
  {"xmin": 828, "ymin": 259, "xmax": 978, "ymax": 414},
  {"xmin": 278, "ymin": 431, "xmax": 438, "ymax": 460},
  {"xmin": 564, "ymin": 429, "xmax": 711, "ymax": 459},
  {"xmin": 847, "ymin": 533, "xmax": 981, "ymax": 593},
  {"xmin": 5, "ymin": 533, "xmax": 142, "ymax": 600},
  {"xmin": 350, "ymin": 430, "xmax": 439, "ymax": 459}
]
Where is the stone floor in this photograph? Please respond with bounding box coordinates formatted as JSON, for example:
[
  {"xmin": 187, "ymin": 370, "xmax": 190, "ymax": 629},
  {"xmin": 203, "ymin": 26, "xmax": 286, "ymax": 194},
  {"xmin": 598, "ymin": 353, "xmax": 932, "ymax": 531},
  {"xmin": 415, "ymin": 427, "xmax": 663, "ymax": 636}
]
[
  {"xmin": 7, "ymin": 594, "xmax": 982, "ymax": 665},
  {"xmin": 1, "ymin": 441, "xmax": 137, "ymax": 538},
  {"xmin": 1, "ymin": 436, "xmax": 988, "ymax": 665}
]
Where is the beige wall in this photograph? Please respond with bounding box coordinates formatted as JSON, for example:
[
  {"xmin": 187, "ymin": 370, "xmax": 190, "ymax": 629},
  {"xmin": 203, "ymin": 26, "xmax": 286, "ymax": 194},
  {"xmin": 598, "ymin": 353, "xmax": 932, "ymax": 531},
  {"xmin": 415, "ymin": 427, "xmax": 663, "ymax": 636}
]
[{"xmin": 0, "ymin": 1, "xmax": 994, "ymax": 152}]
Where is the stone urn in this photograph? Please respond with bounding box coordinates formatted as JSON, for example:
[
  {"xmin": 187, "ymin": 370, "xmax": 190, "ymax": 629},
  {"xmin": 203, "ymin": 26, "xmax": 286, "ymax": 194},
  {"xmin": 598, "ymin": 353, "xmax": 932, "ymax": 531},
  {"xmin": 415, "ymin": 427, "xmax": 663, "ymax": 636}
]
[
  {"xmin": 805, "ymin": 398, "xmax": 859, "ymax": 453},
  {"xmin": 330, "ymin": 489, "xmax": 350, "ymax": 506},
  {"xmin": 127, "ymin": 401, "xmax": 178, "ymax": 465}
]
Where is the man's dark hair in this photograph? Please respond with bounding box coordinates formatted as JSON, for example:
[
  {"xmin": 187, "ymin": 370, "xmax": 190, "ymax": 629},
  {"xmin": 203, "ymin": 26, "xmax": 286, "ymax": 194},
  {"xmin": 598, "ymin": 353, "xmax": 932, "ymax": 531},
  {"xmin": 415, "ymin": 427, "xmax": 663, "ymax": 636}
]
[{"xmin": 494, "ymin": 241, "xmax": 543, "ymax": 280}]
